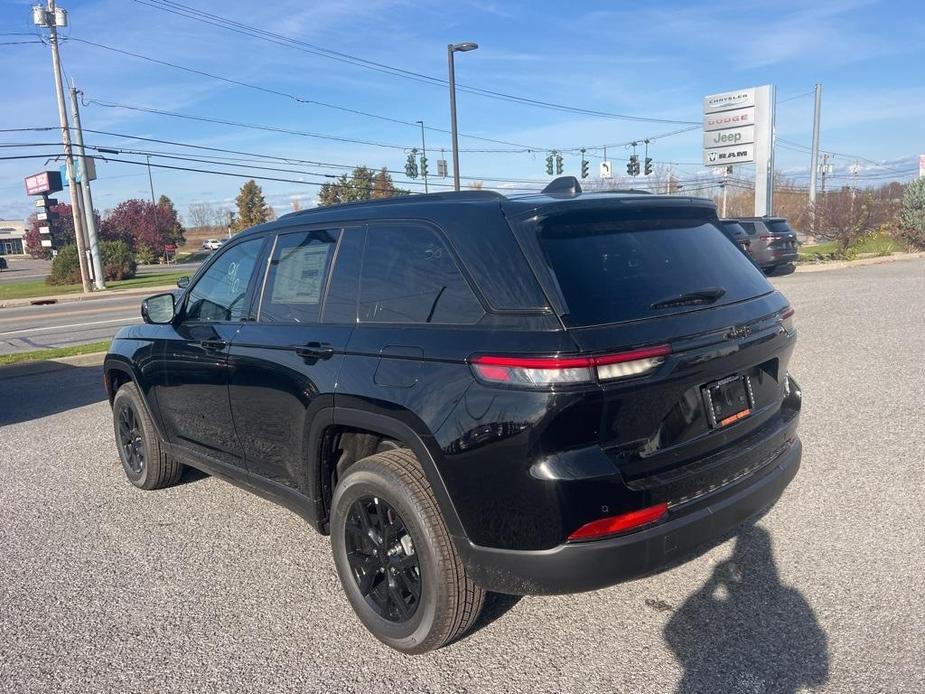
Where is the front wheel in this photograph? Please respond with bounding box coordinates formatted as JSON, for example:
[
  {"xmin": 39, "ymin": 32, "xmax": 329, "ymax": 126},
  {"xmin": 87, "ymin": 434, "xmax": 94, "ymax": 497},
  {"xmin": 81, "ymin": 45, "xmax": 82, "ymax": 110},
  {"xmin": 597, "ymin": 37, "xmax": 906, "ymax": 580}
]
[
  {"xmin": 112, "ymin": 382, "xmax": 183, "ymax": 490},
  {"xmin": 330, "ymin": 449, "xmax": 485, "ymax": 654}
]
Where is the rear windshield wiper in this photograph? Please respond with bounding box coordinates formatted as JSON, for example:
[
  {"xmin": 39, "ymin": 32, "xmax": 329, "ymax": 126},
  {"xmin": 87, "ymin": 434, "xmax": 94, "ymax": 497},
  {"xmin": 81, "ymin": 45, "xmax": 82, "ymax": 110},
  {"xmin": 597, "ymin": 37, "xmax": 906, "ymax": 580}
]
[{"xmin": 649, "ymin": 287, "xmax": 726, "ymax": 310}]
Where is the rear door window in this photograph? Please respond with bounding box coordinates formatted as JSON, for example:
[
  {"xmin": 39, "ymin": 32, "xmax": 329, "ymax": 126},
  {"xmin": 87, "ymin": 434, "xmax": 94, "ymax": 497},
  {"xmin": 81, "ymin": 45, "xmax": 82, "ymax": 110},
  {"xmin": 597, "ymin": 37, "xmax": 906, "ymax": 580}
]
[
  {"xmin": 359, "ymin": 223, "xmax": 484, "ymax": 324},
  {"xmin": 535, "ymin": 207, "xmax": 772, "ymax": 326},
  {"xmin": 258, "ymin": 230, "xmax": 337, "ymax": 323}
]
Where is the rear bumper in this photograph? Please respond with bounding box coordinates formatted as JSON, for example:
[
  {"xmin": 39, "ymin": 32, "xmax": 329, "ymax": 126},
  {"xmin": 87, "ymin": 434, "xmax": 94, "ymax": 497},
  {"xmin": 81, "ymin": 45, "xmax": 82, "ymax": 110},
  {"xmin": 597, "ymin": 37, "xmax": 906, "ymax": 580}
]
[
  {"xmin": 761, "ymin": 250, "xmax": 799, "ymax": 267},
  {"xmin": 460, "ymin": 437, "xmax": 801, "ymax": 595}
]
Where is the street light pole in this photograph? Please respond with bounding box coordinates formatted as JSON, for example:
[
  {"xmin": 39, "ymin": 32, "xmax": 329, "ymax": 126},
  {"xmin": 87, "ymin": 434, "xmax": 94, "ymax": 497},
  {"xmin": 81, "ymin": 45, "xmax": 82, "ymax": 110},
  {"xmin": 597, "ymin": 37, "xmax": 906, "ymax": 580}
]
[
  {"xmin": 40, "ymin": 0, "xmax": 91, "ymax": 293},
  {"xmin": 447, "ymin": 42, "xmax": 478, "ymax": 192},
  {"xmin": 416, "ymin": 120, "xmax": 429, "ymax": 193}
]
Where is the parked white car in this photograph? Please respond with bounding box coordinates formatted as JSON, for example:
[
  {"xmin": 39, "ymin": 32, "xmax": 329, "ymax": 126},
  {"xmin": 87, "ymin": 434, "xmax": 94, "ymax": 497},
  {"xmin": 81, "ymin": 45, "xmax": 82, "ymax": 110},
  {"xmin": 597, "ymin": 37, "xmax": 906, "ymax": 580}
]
[{"xmin": 202, "ymin": 239, "xmax": 224, "ymax": 251}]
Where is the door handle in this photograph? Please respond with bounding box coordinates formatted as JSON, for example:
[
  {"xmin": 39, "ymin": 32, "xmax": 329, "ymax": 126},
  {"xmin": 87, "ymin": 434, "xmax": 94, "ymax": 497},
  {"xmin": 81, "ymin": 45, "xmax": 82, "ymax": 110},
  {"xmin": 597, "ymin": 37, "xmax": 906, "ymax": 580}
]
[
  {"xmin": 200, "ymin": 338, "xmax": 228, "ymax": 352},
  {"xmin": 293, "ymin": 342, "xmax": 335, "ymax": 359}
]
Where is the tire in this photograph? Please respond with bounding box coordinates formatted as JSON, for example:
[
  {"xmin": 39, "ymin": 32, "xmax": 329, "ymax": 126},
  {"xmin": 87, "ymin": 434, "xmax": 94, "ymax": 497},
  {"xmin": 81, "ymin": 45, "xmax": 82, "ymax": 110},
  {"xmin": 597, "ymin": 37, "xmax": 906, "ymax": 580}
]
[
  {"xmin": 112, "ymin": 381, "xmax": 183, "ymax": 490},
  {"xmin": 330, "ymin": 449, "xmax": 485, "ymax": 654}
]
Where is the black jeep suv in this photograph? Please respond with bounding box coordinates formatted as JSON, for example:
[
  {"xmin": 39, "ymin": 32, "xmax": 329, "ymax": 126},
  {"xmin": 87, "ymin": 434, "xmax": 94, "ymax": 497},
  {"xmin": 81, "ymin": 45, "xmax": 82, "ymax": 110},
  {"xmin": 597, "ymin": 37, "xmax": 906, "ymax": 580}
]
[{"xmin": 104, "ymin": 177, "xmax": 801, "ymax": 653}]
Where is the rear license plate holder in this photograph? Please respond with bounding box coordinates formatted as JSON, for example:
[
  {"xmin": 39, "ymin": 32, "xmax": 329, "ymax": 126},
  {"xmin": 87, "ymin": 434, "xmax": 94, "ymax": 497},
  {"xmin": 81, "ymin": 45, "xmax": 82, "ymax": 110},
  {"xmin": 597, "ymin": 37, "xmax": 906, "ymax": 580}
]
[{"xmin": 703, "ymin": 374, "xmax": 755, "ymax": 428}]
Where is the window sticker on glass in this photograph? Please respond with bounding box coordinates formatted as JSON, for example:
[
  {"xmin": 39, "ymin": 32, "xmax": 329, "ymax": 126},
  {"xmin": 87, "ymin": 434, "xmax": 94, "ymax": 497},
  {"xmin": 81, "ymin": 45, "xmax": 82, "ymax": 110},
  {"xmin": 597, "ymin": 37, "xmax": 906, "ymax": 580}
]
[{"xmin": 271, "ymin": 244, "xmax": 331, "ymax": 305}]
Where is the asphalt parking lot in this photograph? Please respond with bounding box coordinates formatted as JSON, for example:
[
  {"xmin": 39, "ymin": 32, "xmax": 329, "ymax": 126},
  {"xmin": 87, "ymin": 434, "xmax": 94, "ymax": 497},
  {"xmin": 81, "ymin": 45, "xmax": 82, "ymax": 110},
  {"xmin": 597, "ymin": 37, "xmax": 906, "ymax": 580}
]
[{"xmin": 1, "ymin": 259, "xmax": 923, "ymax": 693}]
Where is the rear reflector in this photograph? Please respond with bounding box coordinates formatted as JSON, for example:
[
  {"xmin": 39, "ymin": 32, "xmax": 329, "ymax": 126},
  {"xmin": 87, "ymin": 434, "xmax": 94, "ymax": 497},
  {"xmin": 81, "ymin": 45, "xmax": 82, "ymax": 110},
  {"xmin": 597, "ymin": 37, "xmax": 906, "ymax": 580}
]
[
  {"xmin": 567, "ymin": 503, "xmax": 669, "ymax": 541},
  {"xmin": 470, "ymin": 345, "xmax": 670, "ymax": 388}
]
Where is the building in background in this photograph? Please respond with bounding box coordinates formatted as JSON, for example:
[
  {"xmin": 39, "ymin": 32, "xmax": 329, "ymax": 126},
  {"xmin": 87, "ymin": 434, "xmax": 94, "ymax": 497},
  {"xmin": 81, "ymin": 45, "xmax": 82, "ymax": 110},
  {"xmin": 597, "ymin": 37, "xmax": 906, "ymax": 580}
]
[{"xmin": 0, "ymin": 219, "xmax": 27, "ymax": 255}]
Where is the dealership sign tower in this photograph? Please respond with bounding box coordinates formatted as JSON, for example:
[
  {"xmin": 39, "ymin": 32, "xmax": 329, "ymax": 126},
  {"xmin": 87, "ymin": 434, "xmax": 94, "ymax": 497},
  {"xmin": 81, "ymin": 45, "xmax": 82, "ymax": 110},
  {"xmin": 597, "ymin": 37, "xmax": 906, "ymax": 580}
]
[{"xmin": 703, "ymin": 85, "xmax": 775, "ymax": 217}]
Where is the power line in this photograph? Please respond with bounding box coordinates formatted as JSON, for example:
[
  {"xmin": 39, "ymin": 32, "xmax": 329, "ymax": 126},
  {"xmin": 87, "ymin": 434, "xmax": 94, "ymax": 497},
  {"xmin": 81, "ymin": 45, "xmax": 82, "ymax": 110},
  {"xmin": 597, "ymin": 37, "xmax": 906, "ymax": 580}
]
[
  {"xmin": 127, "ymin": 0, "xmax": 700, "ymax": 125},
  {"xmin": 66, "ymin": 37, "xmax": 547, "ymax": 152},
  {"xmin": 84, "ymin": 99, "xmax": 416, "ymax": 150},
  {"xmin": 82, "ymin": 97, "xmax": 698, "ymax": 158},
  {"xmin": 777, "ymin": 137, "xmax": 913, "ymax": 174},
  {"xmin": 0, "ymin": 135, "xmax": 560, "ymax": 188}
]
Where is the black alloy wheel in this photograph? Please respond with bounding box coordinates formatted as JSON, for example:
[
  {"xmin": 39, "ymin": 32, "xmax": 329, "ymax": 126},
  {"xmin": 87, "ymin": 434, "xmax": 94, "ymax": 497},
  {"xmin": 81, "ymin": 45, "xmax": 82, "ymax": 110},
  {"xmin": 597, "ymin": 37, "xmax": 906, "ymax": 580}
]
[
  {"xmin": 117, "ymin": 403, "xmax": 145, "ymax": 475},
  {"xmin": 344, "ymin": 495, "xmax": 421, "ymax": 623}
]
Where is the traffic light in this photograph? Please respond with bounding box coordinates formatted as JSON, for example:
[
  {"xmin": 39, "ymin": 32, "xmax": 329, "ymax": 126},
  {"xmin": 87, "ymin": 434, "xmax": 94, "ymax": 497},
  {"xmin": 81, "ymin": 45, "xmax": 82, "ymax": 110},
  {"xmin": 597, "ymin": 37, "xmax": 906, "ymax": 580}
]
[
  {"xmin": 555, "ymin": 153, "xmax": 564, "ymax": 175},
  {"xmin": 545, "ymin": 153, "xmax": 554, "ymax": 176},
  {"xmin": 627, "ymin": 154, "xmax": 639, "ymax": 177},
  {"xmin": 644, "ymin": 157, "xmax": 653, "ymax": 176},
  {"xmin": 580, "ymin": 158, "xmax": 589, "ymax": 179},
  {"xmin": 420, "ymin": 155, "xmax": 429, "ymax": 178},
  {"xmin": 405, "ymin": 149, "xmax": 419, "ymax": 179}
]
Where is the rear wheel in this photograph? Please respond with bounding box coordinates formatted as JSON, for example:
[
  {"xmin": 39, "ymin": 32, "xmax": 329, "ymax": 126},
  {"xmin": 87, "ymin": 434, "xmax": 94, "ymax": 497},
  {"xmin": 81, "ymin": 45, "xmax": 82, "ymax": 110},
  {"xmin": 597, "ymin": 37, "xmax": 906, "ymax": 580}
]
[
  {"xmin": 330, "ymin": 449, "xmax": 485, "ymax": 654},
  {"xmin": 112, "ymin": 382, "xmax": 183, "ymax": 490}
]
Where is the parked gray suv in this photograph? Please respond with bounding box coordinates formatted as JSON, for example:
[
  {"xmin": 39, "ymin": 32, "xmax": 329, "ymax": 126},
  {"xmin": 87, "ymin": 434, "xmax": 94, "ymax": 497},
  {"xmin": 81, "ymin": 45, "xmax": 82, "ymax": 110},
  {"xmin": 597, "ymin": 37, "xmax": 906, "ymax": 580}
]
[{"xmin": 735, "ymin": 217, "xmax": 799, "ymax": 273}]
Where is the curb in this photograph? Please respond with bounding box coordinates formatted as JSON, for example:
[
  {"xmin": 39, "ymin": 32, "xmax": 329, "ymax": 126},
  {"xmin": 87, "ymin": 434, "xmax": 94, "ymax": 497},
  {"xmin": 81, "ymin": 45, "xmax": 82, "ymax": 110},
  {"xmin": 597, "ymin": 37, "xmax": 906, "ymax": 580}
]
[
  {"xmin": 0, "ymin": 351, "xmax": 107, "ymax": 381},
  {"xmin": 0, "ymin": 285, "xmax": 175, "ymax": 309},
  {"xmin": 793, "ymin": 252, "xmax": 925, "ymax": 273}
]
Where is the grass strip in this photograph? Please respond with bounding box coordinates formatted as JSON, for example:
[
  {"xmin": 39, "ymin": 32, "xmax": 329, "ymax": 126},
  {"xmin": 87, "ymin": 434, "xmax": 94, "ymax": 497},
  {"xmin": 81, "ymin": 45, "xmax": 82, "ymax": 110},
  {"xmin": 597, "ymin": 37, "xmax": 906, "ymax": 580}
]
[{"xmin": 0, "ymin": 340, "xmax": 111, "ymax": 366}]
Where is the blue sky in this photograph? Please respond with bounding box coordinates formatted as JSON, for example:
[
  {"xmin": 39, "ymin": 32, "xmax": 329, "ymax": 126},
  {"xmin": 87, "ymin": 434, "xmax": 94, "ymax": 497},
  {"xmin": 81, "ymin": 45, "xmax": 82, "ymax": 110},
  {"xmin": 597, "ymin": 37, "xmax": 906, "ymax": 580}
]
[{"xmin": 1, "ymin": 0, "xmax": 923, "ymax": 221}]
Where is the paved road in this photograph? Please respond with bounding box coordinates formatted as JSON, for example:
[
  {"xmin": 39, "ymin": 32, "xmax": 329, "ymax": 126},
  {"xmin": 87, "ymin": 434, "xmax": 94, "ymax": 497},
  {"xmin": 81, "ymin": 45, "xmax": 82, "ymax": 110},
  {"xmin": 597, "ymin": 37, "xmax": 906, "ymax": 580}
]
[
  {"xmin": 0, "ymin": 293, "xmax": 145, "ymax": 355},
  {"xmin": 0, "ymin": 261, "xmax": 201, "ymax": 355},
  {"xmin": 0, "ymin": 258, "xmax": 202, "ymax": 285},
  {"xmin": 0, "ymin": 258, "xmax": 49, "ymax": 283},
  {"xmin": 1, "ymin": 260, "xmax": 923, "ymax": 693}
]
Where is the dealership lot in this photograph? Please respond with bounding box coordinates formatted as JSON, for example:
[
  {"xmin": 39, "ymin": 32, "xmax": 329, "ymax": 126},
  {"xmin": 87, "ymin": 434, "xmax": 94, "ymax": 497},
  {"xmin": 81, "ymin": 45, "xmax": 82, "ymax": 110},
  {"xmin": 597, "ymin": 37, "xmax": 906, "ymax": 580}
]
[{"xmin": 1, "ymin": 260, "xmax": 923, "ymax": 693}]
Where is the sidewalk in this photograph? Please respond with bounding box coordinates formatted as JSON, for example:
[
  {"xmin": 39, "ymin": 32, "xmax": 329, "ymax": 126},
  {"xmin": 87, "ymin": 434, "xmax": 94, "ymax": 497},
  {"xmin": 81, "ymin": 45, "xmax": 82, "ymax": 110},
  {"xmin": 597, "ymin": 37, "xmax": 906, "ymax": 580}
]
[
  {"xmin": 793, "ymin": 251, "xmax": 925, "ymax": 273},
  {"xmin": 0, "ymin": 284, "xmax": 175, "ymax": 309}
]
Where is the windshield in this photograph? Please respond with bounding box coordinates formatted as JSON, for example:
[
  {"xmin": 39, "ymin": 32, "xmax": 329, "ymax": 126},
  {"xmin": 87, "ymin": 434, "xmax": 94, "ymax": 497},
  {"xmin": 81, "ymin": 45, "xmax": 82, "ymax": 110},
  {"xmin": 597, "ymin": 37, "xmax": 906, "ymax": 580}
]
[{"xmin": 536, "ymin": 207, "xmax": 773, "ymax": 326}]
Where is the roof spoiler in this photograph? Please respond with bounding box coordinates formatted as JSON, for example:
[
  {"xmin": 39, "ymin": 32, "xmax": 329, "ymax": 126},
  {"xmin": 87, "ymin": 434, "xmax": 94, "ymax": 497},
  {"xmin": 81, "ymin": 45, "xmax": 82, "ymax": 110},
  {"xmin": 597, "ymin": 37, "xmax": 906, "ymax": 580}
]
[{"xmin": 542, "ymin": 176, "xmax": 582, "ymax": 198}]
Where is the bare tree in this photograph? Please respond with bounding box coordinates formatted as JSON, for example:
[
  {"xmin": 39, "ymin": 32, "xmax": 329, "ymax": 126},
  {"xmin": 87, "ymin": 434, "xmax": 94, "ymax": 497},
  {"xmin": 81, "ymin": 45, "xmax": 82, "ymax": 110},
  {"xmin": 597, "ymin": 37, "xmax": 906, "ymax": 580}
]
[
  {"xmin": 813, "ymin": 189, "xmax": 878, "ymax": 250},
  {"xmin": 187, "ymin": 202, "xmax": 216, "ymax": 230}
]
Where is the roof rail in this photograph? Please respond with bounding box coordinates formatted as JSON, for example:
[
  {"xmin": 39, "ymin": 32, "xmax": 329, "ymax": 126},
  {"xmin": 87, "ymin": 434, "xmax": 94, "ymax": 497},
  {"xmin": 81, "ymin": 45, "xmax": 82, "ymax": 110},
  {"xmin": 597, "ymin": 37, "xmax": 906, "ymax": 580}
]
[
  {"xmin": 542, "ymin": 176, "xmax": 582, "ymax": 198},
  {"xmin": 279, "ymin": 189, "xmax": 505, "ymax": 219}
]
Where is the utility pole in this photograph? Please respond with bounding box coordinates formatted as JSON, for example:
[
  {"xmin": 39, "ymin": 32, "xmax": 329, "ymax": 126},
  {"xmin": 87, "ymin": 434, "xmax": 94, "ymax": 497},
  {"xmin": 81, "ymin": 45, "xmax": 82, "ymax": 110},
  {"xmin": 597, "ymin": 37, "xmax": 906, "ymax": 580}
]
[
  {"xmin": 819, "ymin": 152, "xmax": 830, "ymax": 196},
  {"xmin": 145, "ymin": 155, "xmax": 156, "ymax": 204},
  {"xmin": 808, "ymin": 83, "xmax": 823, "ymax": 234},
  {"xmin": 416, "ymin": 120, "xmax": 429, "ymax": 193},
  {"xmin": 721, "ymin": 166, "xmax": 732, "ymax": 217},
  {"xmin": 38, "ymin": 0, "xmax": 91, "ymax": 293},
  {"xmin": 69, "ymin": 86, "xmax": 105, "ymax": 289}
]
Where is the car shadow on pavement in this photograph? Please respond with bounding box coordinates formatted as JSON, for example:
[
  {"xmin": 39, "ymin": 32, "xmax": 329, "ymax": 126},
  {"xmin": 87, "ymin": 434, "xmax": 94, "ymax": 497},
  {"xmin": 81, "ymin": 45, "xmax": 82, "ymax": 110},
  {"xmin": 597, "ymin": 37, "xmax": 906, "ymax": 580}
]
[
  {"xmin": 664, "ymin": 523, "xmax": 829, "ymax": 694},
  {"xmin": 0, "ymin": 363, "xmax": 106, "ymax": 426},
  {"xmin": 462, "ymin": 592, "xmax": 524, "ymax": 641},
  {"xmin": 766, "ymin": 263, "xmax": 797, "ymax": 277}
]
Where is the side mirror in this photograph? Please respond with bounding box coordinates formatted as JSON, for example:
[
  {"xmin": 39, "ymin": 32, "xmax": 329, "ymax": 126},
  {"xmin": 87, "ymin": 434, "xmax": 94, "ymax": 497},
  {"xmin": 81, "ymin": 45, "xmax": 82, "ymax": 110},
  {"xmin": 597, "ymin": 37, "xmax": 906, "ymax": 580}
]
[
  {"xmin": 142, "ymin": 292, "xmax": 176, "ymax": 324},
  {"xmin": 177, "ymin": 275, "xmax": 190, "ymax": 289}
]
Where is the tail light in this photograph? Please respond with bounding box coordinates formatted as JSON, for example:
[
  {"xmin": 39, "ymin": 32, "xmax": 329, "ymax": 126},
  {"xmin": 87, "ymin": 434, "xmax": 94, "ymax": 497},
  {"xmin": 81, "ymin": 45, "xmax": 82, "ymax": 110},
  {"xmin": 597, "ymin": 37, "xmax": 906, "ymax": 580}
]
[
  {"xmin": 470, "ymin": 345, "xmax": 671, "ymax": 388},
  {"xmin": 779, "ymin": 306, "xmax": 795, "ymax": 333},
  {"xmin": 567, "ymin": 502, "xmax": 669, "ymax": 541}
]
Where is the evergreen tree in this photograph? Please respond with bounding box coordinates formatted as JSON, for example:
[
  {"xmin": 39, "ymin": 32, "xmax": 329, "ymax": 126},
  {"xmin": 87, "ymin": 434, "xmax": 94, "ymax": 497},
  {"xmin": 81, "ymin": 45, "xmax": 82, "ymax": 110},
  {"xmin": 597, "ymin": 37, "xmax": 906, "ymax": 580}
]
[
  {"xmin": 233, "ymin": 179, "xmax": 270, "ymax": 232},
  {"xmin": 898, "ymin": 177, "xmax": 925, "ymax": 250},
  {"xmin": 317, "ymin": 166, "xmax": 410, "ymax": 206}
]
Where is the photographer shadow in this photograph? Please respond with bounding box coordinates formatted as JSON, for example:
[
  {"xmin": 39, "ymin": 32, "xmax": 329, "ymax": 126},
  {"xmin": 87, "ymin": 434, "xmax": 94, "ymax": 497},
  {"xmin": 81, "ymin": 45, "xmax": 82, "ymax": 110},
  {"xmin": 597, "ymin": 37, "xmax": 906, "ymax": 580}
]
[{"xmin": 664, "ymin": 523, "xmax": 828, "ymax": 694}]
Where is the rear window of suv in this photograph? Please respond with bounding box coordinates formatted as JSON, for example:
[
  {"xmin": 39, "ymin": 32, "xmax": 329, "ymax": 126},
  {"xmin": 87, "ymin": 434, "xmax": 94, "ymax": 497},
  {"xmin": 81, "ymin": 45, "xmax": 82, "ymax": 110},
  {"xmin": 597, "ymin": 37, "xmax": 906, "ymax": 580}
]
[
  {"xmin": 766, "ymin": 220, "xmax": 794, "ymax": 234},
  {"xmin": 535, "ymin": 207, "xmax": 772, "ymax": 326}
]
